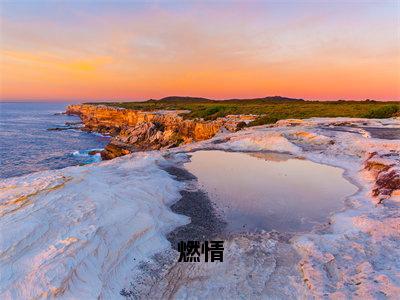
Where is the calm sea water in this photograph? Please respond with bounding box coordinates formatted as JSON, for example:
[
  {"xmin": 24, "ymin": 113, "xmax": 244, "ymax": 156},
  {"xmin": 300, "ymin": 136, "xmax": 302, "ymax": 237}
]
[{"xmin": 0, "ymin": 102, "xmax": 110, "ymax": 179}]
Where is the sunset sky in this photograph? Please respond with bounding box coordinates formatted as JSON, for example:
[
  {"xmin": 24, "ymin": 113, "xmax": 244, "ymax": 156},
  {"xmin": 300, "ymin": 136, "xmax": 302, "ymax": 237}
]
[{"xmin": 1, "ymin": 1, "xmax": 399, "ymax": 101}]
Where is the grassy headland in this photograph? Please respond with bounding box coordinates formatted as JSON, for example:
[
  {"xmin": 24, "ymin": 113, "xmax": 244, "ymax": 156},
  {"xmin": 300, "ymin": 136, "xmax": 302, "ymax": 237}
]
[{"xmin": 87, "ymin": 96, "xmax": 400, "ymax": 126}]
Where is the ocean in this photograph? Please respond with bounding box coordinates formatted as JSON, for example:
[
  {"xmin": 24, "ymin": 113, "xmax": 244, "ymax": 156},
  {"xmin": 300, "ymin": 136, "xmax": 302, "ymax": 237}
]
[{"xmin": 0, "ymin": 102, "xmax": 110, "ymax": 179}]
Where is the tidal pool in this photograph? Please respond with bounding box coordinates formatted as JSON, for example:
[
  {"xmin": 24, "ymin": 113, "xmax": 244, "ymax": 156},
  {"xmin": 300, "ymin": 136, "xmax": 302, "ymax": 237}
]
[{"xmin": 184, "ymin": 150, "xmax": 358, "ymax": 234}]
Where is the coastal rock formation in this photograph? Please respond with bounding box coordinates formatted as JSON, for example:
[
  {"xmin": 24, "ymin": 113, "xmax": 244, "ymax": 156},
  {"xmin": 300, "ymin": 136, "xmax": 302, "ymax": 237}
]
[
  {"xmin": 364, "ymin": 151, "xmax": 400, "ymax": 202},
  {"xmin": 67, "ymin": 104, "xmax": 256, "ymax": 159},
  {"xmin": 1, "ymin": 117, "xmax": 399, "ymax": 298}
]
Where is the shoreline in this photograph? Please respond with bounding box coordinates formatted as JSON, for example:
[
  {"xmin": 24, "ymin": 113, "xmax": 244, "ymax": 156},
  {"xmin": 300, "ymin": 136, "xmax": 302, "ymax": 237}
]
[
  {"xmin": 66, "ymin": 103, "xmax": 400, "ymax": 161},
  {"xmin": 0, "ymin": 104, "xmax": 110, "ymax": 179},
  {"xmin": 161, "ymin": 162, "xmax": 226, "ymax": 249},
  {"xmin": 1, "ymin": 115, "xmax": 399, "ymax": 298},
  {"xmin": 65, "ymin": 104, "xmax": 259, "ymax": 159}
]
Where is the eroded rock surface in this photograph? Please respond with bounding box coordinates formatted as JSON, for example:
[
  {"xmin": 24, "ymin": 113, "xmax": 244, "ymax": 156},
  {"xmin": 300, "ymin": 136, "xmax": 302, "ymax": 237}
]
[
  {"xmin": 130, "ymin": 232, "xmax": 305, "ymax": 299},
  {"xmin": 1, "ymin": 117, "xmax": 399, "ymax": 299},
  {"xmin": 67, "ymin": 104, "xmax": 256, "ymax": 159}
]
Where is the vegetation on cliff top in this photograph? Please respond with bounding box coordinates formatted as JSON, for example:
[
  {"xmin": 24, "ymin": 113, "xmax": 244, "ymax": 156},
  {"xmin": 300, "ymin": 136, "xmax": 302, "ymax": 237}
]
[{"xmin": 87, "ymin": 96, "xmax": 400, "ymax": 126}]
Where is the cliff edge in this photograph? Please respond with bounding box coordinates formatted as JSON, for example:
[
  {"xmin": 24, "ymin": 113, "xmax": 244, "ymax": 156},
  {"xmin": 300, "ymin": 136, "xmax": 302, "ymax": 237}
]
[{"xmin": 67, "ymin": 104, "xmax": 256, "ymax": 159}]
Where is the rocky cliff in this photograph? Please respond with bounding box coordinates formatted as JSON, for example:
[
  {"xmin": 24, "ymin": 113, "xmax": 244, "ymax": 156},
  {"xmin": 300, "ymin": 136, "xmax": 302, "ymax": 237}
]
[{"xmin": 67, "ymin": 104, "xmax": 256, "ymax": 159}]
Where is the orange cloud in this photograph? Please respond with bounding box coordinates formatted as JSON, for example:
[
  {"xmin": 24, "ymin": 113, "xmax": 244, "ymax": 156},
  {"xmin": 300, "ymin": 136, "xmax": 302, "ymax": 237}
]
[{"xmin": 1, "ymin": 2, "xmax": 399, "ymax": 101}]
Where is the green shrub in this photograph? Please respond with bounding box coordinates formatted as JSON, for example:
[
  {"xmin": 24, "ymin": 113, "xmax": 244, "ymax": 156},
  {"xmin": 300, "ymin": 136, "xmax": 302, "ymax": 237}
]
[
  {"xmin": 249, "ymin": 116, "xmax": 280, "ymax": 126},
  {"xmin": 200, "ymin": 106, "xmax": 227, "ymax": 120},
  {"xmin": 363, "ymin": 104, "xmax": 399, "ymax": 118},
  {"xmin": 204, "ymin": 106, "xmax": 223, "ymax": 115},
  {"xmin": 96, "ymin": 99, "xmax": 400, "ymax": 122}
]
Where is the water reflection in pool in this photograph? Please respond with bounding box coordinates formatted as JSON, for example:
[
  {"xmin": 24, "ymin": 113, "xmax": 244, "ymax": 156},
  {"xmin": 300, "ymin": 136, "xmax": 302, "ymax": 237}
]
[{"xmin": 184, "ymin": 150, "xmax": 358, "ymax": 234}]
